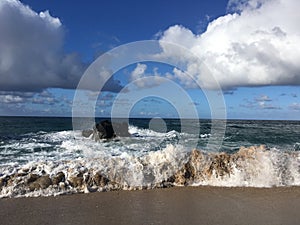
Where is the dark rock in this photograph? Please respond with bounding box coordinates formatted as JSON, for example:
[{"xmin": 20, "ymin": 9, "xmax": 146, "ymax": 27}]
[
  {"xmin": 68, "ymin": 176, "xmax": 84, "ymax": 188},
  {"xmin": 93, "ymin": 173, "xmax": 109, "ymax": 187},
  {"xmin": 161, "ymin": 180, "xmax": 174, "ymax": 188},
  {"xmin": 106, "ymin": 181, "xmax": 122, "ymax": 191},
  {"xmin": 27, "ymin": 173, "xmax": 40, "ymax": 184},
  {"xmin": 166, "ymin": 175, "xmax": 175, "ymax": 183},
  {"xmin": 17, "ymin": 172, "xmax": 27, "ymax": 177},
  {"xmin": 77, "ymin": 172, "xmax": 84, "ymax": 178},
  {"xmin": 30, "ymin": 166, "xmax": 37, "ymax": 172},
  {"xmin": 0, "ymin": 178, "xmax": 4, "ymax": 188},
  {"xmin": 84, "ymin": 172, "xmax": 110, "ymax": 191},
  {"xmin": 28, "ymin": 175, "xmax": 52, "ymax": 191},
  {"xmin": 37, "ymin": 175, "xmax": 52, "ymax": 189},
  {"xmin": 112, "ymin": 122, "xmax": 131, "ymax": 137},
  {"xmin": 22, "ymin": 168, "xmax": 29, "ymax": 173},
  {"xmin": 92, "ymin": 120, "xmax": 115, "ymax": 141},
  {"xmin": 0, "ymin": 176, "xmax": 11, "ymax": 187},
  {"xmin": 95, "ymin": 120, "xmax": 115, "ymax": 139},
  {"xmin": 183, "ymin": 160, "xmax": 195, "ymax": 180},
  {"xmin": 82, "ymin": 130, "xmax": 93, "ymax": 138},
  {"xmin": 87, "ymin": 120, "xmax": 130, "ymax": 140},
  {"xmin": 52, "ymin": 172, "xmax": 65, "ymax": 185},
  {"xmin": 6, "ymin": 176, "xmax": 14, "ymax": 187},
  {"xmin": 29, "ymin": 182, "xmax": 40, "ymax": 191}
]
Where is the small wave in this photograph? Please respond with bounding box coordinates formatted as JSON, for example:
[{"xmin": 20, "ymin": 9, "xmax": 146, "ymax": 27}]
[
  {"xmin": 128, "ymin": 125, "xmax": 170, "ymax": 138},
  {"xmin": 0, "ymin": 145, "xmax": 299, "ymax": 198},
  {"xmin": 200, "ymin": 133, "xmax": 211, "ymax": 138}
]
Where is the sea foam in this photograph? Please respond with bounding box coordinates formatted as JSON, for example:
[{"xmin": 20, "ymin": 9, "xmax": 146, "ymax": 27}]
[
  {"xmin": 0, "ymin": 125, "xmax": 299, "ymax": 198},
  {"xmin": 0, "ymin": 144, "xmax": 299, "ymax": 198}
]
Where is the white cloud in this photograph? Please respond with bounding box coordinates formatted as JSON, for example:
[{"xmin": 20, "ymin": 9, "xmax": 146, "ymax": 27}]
[
  {"xmin": 131, "ymin": 63, "xmax": 147, "ymax": 81},
  {"xmin": 0, "ymin": 0, "xmax": 123, "ymax": 93},
  {"xmin": 129, "ymin": 63, "xmax": 166, "ymax": 88},
  {"xmin": 0, "ymin": 90, "xmax": 38, "ymax": 104},
  {"xmin": 258, "ymin": 101, "xmax": 281, "ymax": 110},
  {"xmin": 158, "ymin": 0, "xmax": 300, "ymax": 90},
  {"xmin": 0, "ymin": 94, "xmax": 24, "ymax": 103},
  {"xmin": 0, "ymin": 0, "xmax": 85, "ymax": 91},
  {"xmin": 227, "ymin": 0, "xmax": 271, "ymax": 12}
]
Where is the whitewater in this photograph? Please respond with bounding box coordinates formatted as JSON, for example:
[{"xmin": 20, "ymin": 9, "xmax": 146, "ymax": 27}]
[{"xmin": 0, "ymin": 117, "xmax": 299, "ymax": 198}]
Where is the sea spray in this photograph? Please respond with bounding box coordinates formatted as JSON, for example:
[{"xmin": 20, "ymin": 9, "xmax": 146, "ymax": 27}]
[
  {"xmin": 1, "ymin": 145, "xmax": 299, "ymax": 198},
  {"xmin": 173, "ymin": 145, "xmax": 300, "ymax": 187},
  {"xmin": 1, "ymin": 118, "xmax": 300, "ymax": 198}
]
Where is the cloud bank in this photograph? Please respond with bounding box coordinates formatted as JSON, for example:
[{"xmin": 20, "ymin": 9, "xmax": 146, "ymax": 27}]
[{"xmin": 158, "ymin": 0, "xmax": 300, "ymax": 90}]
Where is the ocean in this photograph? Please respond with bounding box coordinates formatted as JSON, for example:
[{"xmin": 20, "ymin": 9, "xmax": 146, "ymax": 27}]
[{"xmin": 0, "ymin": 116, "xmax": 299, "ymax": 198}]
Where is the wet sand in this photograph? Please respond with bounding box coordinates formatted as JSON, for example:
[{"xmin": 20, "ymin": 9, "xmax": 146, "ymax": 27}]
[{"xmin": 0, "ymin": 186, "xmax": 300, "ymax": 225}]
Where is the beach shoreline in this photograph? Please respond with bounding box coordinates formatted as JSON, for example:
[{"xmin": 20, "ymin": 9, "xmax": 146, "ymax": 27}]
[{"xmin": 1, "ymin": 186, "xmax": 299, "ymax": 225}]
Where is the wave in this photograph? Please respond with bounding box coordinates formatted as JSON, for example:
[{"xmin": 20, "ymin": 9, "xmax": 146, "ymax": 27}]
[
  {"xmin": 173, "ymin": 145, "xmax": 300, "ymax": 187},
  {"xmin": 0, "ymin": 145, "xmax": 299, "ymax": 198}
]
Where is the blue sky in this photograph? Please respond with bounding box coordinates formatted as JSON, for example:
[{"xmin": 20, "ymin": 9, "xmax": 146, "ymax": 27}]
[{"xmin": 0, "ymin": 0, "xmax": 299, "ymax": 120}]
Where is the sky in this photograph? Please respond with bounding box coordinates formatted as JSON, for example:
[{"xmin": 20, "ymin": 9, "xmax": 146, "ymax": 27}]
[{"xmin": 0, "ymin": 0, "xmax": 299, "ymax": 120}]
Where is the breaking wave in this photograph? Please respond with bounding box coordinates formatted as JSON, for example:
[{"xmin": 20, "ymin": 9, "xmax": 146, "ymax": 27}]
[
  {"xmin": 1, "ymin": 120, "xmax": 300, "ymax": 198},
  {"xmin": 0, "ymin": 143, "xmax": 299, "ymax": 198}
]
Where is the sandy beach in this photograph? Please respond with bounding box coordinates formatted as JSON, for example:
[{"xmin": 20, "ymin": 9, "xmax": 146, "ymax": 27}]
[{"xmin": 1, "ymin": 186, "xmax": 300, "ymax": 225}]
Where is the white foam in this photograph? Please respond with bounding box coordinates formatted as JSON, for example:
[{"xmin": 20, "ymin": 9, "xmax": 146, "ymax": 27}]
[
  {"xmin": 200, "ymin": 133, "xmax": 211, "ymax": 138},
  {"xmin": 1, "ymin": 146, "xmax": 300, "ymax": 198},
  {"xmin": 0, "ymin": 127, "xmax": 299, "ymax": 198},
  {"xmin": 189, "ymin": 149, "xmax": 300, "ymax": 188},
  {"xmin": 0, "ymin": 143, "xmax": 190, "ymax": 197}
]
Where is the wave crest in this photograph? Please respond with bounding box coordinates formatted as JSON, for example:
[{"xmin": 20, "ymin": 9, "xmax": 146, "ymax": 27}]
[
  {"xmin": 173, "ymin": 145, "xmax": 300, "ymax": 187},
  {"xmin": 0, "ymin": 145, "xmax": 299, "ymax": 198}
]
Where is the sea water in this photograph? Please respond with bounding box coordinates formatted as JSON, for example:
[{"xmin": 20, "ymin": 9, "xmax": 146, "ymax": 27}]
[{"xmin": 0, "ymin": 117, "xmax": 299, "ymax": 197}]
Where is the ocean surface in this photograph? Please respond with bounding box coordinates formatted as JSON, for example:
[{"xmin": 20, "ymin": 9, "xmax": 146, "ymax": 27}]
[{"xmin": 0, "ymin": 116, "xmax": 299, "ymax": 197}]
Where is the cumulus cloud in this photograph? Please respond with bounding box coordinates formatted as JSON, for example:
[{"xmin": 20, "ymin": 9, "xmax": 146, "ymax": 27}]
[
  {"xmin": 0, "ymin": 0, "xmax": 122, "ymax": 93},
  {"xmin": 227, "ymin": 0, "xmax": 271, "ymax": 12},
  {"xmin": 158, "ymin": 0, "xmax": 300, "ymax": 90},
  {"xmin": 129, "ymin": 63, "xmax": 166, "ymax": 88},
  {"xmin": 131, "ymin": 63, "xmax": 147, "ymax": 81}
]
